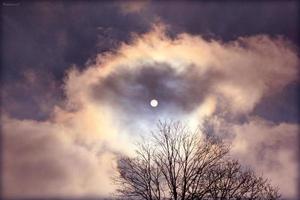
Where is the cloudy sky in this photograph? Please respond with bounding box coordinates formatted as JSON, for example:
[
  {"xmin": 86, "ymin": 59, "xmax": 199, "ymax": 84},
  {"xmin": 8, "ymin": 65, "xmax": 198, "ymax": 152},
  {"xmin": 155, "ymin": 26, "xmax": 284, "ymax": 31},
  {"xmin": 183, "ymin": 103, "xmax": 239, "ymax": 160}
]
[{"xmin": 1, "ymin": 1, "xmax": 299, "ymax": 199}]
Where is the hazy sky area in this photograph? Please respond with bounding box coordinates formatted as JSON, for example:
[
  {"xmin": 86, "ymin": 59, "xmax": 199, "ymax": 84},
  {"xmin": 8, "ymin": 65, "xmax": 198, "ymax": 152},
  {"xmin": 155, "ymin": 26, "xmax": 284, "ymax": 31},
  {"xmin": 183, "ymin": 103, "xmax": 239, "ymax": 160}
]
[{"xmin": 1, "ymin": 1, "xmax": 299, "ymax": 200}]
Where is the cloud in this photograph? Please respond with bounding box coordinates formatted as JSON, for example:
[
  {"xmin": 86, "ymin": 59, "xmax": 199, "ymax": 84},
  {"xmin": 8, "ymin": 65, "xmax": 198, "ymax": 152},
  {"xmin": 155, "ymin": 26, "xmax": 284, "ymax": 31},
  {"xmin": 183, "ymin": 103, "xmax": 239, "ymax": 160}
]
[
  {"xmin": 118, "ymin": 1, "xmax": 149, "ymax": 14},
  {"xmin": 79, "ymin": 25, "xmax": 298, "ymax": 117},
  {"xmin": 200, "ymin": 115, "xmax": 299, "ymax": 198},
  {"xmin": 91, "ymin": 62, "xmax": 218, "ymax": 115},
  {"xmin": 2, "ymin": 24, "xmax": 299, "ymax": 198},
  {"xmin": 230, "ymin": 117, "xmax": 299, "ymax": 199},
  {"xmin": 2, "ymin": 116, "xmax": 121, "ymax": 198},
  {"xmin": 1, "ymin": 69, "xmax": 62, "ymax": 120}
]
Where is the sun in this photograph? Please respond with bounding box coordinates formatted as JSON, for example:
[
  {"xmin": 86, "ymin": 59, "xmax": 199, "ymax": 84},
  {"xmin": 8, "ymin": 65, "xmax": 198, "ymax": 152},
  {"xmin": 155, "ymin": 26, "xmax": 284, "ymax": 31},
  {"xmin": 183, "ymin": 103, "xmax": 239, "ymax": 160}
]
[{"xmin": 150, "ymin": 99, "xmax": 158, "ymax": 107}]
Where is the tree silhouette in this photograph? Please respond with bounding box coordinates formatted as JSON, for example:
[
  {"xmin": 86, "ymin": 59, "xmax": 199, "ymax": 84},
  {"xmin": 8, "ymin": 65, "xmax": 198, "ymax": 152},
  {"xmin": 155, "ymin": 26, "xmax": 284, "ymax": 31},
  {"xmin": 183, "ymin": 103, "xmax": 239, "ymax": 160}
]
[{"xmin": 114, "ymin": 121, "xmax": 280, "ymax": 200}]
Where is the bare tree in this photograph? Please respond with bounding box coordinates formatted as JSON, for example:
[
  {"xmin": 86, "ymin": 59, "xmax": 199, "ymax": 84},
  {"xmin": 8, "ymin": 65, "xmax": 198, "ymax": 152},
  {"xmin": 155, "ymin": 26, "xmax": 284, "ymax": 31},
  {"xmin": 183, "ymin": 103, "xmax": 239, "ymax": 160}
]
[
  {"xmin": 152, "ymin": 121, "xmax": 229, "ymax": 200},
  {"xmin": 115, "ymin": 143, "xmax": 164, "ymax": 200},
  {"xmin": 204, "ymin": 160, "xmax": 281, "ymax": 200},
  {"xmin": 114, "ymin": 121, "xmax": 281, "ymax": 200}
]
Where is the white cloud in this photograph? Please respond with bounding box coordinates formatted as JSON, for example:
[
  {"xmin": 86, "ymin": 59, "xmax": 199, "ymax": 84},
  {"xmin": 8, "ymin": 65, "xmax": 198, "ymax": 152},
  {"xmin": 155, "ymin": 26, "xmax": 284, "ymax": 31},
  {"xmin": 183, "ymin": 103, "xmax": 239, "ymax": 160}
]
[
  {"xmin": 2, "ymin": 116, "xmax": 120, "ymax": 198},
  {"xmin": 230, "ymin": 117, "xmax": 299, "ymax": 199}
]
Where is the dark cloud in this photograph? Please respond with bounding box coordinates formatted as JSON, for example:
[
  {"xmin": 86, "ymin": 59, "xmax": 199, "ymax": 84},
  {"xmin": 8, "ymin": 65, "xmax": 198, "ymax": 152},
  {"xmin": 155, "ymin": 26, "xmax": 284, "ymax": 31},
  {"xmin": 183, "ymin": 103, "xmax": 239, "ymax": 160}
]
[
  {"xmin": 253, "ymin": 82, "xmax": 300, "ymax": 123},
  {"xmin": 145, "ymin": 1, "xmax": 299, "ymax": 43},
  {"xmin": 2, "ymin": 1, "xmax": 151, "ymax": 120},
  {"xmin": 1, "ymin": 70, "xmax": 63, "ymax": 120},
  {"xmin": 3, "ymin": 1, "xmax": 298, "ymax": 82},
  {"xmin": 92, "ymin": 63, "xmax": 220, "ymax": 116},
  {"xmin": 1, "ymin": 1, "xmax": 150, "ymax": 82}
]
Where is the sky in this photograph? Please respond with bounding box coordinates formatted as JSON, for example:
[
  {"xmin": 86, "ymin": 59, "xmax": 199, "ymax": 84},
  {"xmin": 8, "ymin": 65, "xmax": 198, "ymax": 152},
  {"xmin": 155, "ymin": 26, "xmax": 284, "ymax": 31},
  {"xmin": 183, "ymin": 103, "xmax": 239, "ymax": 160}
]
[{"xmin": 1, "ymin": 1, "xmax": 300, "ymax": 199}]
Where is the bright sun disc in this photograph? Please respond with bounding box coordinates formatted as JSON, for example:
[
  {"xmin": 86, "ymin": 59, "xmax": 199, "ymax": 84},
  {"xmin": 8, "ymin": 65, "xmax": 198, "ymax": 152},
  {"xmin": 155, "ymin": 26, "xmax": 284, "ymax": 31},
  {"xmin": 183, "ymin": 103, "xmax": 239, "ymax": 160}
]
[{"xmin": 150, "ymin": 99, "xmax": 158, "ymax": 107}]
